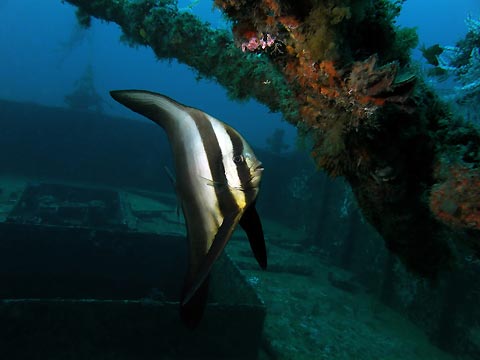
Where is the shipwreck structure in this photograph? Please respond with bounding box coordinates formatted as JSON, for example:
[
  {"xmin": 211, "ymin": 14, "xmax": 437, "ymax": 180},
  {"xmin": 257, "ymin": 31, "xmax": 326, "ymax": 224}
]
[{"xmin": 64, "ymin": 0, "xmax": 480, "ymax": 278}]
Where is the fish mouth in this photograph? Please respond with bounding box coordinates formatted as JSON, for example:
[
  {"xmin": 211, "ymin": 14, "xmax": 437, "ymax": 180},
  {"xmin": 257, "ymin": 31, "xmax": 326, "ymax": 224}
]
[{"xmin": 254, "ymin": 162, "xmax": 264, "ymax": 172}]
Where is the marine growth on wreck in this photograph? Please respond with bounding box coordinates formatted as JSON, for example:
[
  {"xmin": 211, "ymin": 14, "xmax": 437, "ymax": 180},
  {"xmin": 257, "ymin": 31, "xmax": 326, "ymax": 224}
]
[{"xmin": 63, "ymin": 0, "xmax": 480, "ymax": 278}]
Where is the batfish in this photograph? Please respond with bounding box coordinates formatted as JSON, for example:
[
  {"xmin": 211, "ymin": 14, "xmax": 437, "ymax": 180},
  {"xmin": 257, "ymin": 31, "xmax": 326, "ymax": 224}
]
[{"xmin": 110, "ymin": 90, "xmax": 266, "ymax": 327}]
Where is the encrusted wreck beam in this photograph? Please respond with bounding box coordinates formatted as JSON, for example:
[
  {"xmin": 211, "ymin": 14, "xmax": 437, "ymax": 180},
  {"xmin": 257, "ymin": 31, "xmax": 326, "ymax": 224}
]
[
  {"xmin": 63, "ymin": 0, "xmax": 480, "ymax": 278},
  {"xmin": 64, "ymin": 0, "xmax": 299, "ymax": 123}
]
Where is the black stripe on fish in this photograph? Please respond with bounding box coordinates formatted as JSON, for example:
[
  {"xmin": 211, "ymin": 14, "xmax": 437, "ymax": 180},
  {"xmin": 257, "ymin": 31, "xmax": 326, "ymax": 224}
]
[
  {"xmin": 190, "ymin": 110, "xmax": 240, "ymax": 218},
  {"xmin": 225, "ymin": 126, "xmax": 267, "ymax": 269},
  {"xmin": 225, "ymin": 127, "xmax": 256, "ymax": 203}
]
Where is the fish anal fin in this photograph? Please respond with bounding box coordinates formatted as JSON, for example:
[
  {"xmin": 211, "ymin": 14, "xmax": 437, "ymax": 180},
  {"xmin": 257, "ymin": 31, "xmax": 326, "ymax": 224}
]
[
  {"xmin": 181, "ymin": 211, "xmax": 242, "ymax": 306},
  {"xmin": 180, "ymin": 275, "xmax": 209, "ymax": 329},
  {"xmin": 240, "ymin": 203, "xmax": 267, "ymax": 269}
]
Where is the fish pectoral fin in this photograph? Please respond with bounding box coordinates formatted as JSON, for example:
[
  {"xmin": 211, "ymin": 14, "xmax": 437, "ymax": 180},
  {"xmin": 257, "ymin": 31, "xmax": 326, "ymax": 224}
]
[
  {"xmin": 199, "ymin": 176, "xmax": 230, "ymax": 192},
  {"xmin": 164, "ymin": 166, "xmax": 182, "ymax": 217},
  {"xmin": 240, "ymin": 203, "xmax": 267, "ymax": 269},
  {"xmin": 199, "ymin": 176, "xmax": 246, "ymax": 193},
  {"xmin": 181, "ymin": 211, "xmax": 243, "ymax": 306},
  {"xmin": 164, "ymin": 165, "xmax": 176, "ymax": 187}
]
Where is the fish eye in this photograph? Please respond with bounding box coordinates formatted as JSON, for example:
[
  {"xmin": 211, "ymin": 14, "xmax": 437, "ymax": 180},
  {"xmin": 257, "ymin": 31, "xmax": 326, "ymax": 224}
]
[{"xmin": 233, "ymin": 154, "xmax": 244, "ymax": 164}]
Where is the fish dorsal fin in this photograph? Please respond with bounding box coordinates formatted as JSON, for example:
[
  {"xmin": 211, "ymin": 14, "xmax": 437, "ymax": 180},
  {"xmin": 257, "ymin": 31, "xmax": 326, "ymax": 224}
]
[
  {"xmin": 110, "ymin": 90, "xmax": 188, "ymax": 132},
  {"xmin": 181, "ymin": 211, "xmax": 243, "ymax": 306},
  {"xmin": 240, "ymin": 203, "xmax": 267, "ymax": 269}
]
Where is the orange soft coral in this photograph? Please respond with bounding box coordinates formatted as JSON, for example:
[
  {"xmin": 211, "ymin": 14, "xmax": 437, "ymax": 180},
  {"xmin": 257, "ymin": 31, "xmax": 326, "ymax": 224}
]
[{"xmin": 430, "ymin": 164, "xmax": 480, "ymax": 231}]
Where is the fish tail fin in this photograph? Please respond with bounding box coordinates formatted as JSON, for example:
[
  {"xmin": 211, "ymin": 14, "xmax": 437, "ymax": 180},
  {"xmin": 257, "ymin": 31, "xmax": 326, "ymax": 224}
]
[{"xmin": 180, "ymin": 275, "xmax": 210, "ymax": 329}]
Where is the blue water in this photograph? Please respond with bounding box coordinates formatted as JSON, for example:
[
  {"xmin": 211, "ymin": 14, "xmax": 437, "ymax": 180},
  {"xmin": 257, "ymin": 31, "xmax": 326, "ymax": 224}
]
[
  {"xmin": 0, "ymin": 0, "xmax": 293, "ymax": 149},
  {"xmin": 1, "ymin": 0, "xmax": 477, "ymax": 149}
]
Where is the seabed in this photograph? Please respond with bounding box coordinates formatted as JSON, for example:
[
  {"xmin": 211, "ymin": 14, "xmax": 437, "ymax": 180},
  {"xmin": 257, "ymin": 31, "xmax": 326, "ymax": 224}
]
[{"xmin": 0, "ymin": 174, "xmax": 457, "ymax": 360}]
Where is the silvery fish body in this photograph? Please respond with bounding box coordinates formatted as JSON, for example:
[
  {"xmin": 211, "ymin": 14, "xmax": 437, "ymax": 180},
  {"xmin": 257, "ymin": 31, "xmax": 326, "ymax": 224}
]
[{"xmin": 110, "ymin": 90, "xmax": 266, "ymax": 327}]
